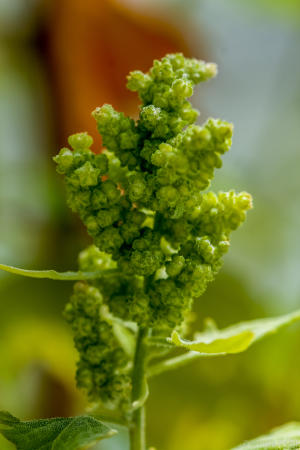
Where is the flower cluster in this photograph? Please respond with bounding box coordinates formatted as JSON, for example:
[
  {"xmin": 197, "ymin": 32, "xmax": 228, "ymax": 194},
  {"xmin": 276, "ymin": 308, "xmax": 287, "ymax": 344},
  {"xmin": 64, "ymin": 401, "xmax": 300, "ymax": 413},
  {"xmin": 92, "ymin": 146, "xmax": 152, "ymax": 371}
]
[
  {"xmin": 64, "ymin": 248, "xmax": 131, "ymax": 408},
  {"xmin": 54, "ymin": 53, "xmax": 252, "ymax": 404}
]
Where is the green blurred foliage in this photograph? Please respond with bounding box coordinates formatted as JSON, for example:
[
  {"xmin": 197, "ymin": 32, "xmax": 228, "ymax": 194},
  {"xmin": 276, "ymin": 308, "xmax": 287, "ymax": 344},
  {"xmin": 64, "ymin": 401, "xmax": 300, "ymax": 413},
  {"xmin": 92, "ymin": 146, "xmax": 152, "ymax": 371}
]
[
  {"xmin": 160, "ymin": 0, "xmax": 300, "ymax": 25},
  {"xmin": 235, "ymin": 0, "xmax": 300, "ymax": 24},
  {"xmin": 147, "ymin": 273, "xmax": 300, "ymax": 449},
  {"xmin": 0, "ymin": 44, "xmax": 54, "ymax": 266}
]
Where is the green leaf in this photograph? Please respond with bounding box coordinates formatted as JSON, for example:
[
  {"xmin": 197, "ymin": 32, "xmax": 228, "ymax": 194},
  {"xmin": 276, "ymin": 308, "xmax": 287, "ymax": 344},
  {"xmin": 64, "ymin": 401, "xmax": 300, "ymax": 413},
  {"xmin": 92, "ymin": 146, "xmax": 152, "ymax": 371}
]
[
  {"xmin": 0, "ymin": 411, "xmax": 116, "ymax": 450},
  {"xmin": 0, "ymin": 263, "xmax": 117, "ymax": 281},
  {"xmin": 170, "ymin": 309, "xmax": 300, "ymax": 355},
  {"xmin": 97, "ymin": 304, "xmax": 136, "ymax": 358},
  {"xmin": 231, "ymin": 422, "xmax": 300, "ymax": 449},
  {"xmin": 111, "ymin": 320, "xmax": 136, "ymax": 358}
]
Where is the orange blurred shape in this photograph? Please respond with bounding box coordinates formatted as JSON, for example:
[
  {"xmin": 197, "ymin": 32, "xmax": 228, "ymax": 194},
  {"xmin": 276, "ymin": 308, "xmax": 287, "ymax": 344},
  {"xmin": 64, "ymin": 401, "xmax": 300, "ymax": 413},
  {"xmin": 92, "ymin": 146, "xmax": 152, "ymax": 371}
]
[{"xmin": 48, "ymin": 0, "xmax": 191, "ymax": 151}]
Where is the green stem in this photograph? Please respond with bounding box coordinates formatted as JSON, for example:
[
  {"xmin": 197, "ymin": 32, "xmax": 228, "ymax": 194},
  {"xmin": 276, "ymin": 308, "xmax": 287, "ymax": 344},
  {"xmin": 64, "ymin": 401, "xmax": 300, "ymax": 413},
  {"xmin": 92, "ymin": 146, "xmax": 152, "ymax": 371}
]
[
  {"xmin": 130, "ymin": 327, "xmax": 149, "ymax": 450},
  {"xmin": 147, "ymin": 351, "xmax": 217, "ymax": 378},
  {"xmin": 0, "ymin": 263, "xmax": 118, "ymax": 281}
]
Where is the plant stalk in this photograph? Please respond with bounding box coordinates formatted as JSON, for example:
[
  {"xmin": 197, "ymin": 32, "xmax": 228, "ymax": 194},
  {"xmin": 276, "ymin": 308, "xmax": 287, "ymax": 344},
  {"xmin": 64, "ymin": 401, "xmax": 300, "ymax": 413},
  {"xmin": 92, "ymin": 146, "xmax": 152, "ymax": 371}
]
[
  {"xmin": 130, "ymin": 327, "xmax": 149, "ymax": 450},
  {"xmin": 147, "ymin": 351, "xmax": 216, "ymax": 378}
]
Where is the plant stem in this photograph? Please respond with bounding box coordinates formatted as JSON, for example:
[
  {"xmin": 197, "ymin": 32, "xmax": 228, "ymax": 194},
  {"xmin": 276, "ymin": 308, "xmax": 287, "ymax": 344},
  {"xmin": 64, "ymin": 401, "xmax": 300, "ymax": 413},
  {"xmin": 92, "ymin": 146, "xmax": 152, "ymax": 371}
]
[
  {"xmin": 0, "ymin": 263, "xmax": 118, "ymax": 280},
  {"xmin": 147, "ymin": 351, "xmax": 217, "ymax": 378},
  {"xmin": 130, "ymin": 327, "xmax": 149, "ymax": 450}
]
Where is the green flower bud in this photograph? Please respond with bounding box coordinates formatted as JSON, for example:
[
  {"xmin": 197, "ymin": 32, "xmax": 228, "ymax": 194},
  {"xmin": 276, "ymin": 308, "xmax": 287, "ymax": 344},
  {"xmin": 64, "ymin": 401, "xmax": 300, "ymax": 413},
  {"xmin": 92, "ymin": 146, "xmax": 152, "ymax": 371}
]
[
  {"xmin": 85, "ymin": 344, "xmax": 106, "ymax": 365},
  {"xmin": 68, "ymin": 132, "xmax": 93, "ymax": 150},
  {"xmin": 74, "ymin": 162, "xmax": 100, "ymax": 187},
  {"xmin": 53, "ymin": 148, "xmax": 73, "ymax": 173},
  {"xmin": 97, "ymin": 206, "xmax": 120, "ymax": 228},
  {"xmin": 166, "ymin": 255, "xmax": 185, "ymax": 277},
  {"xmin": 127, "ymin": 173, "xmax": 146, "ymax": 202},
  {"xmin": 102, "ymin": 180, "xmax": 120, "ymax": 204},
  {"xmin": 95, "ymin": 227, "xmax": 124, "ymax": 254},
  {"xmin": 76, "ymin": 365, "xmax": 94, "ymax": 392},
  {"xmin": 171, "ymin": 78, "xmax": 193, "ymax": 99},
  {"xmin": 131, "ymin": 249, "xmax": 163, "ymax": 276},
  {"xmin": 85, "ymin": 216, "xmax": 100, "ymax": 235},
  {"xmin": 126, "ymin": 70, "xmax": 151, "ymax": 93},
  {"xmin": 91, "ymin": 188, "xmax": 107, "ymax": 209},
  {"xmin": 95, "ymin": 153, "xmax": 108, "ymax": 174}
]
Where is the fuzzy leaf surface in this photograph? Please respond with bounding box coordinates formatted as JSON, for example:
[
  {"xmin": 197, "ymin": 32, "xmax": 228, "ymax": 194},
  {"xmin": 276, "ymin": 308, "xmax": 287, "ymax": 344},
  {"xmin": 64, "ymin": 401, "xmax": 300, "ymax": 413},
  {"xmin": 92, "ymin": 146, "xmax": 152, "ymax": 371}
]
[
  {"xmin": 0, "ymin": 411, "xmax": 116, "ymax": 450},
  {"xmin": 170, "ymin": 309, "xmax": 300, "ymax": 355},
  {"xmin": 231, "ymin": 422, "xmax": 300, "ymax": 449}
]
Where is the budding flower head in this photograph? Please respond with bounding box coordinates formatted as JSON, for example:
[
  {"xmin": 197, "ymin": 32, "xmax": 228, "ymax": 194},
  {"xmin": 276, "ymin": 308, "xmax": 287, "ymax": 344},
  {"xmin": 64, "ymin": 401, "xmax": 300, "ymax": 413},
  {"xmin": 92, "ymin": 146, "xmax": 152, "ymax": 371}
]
[{"xmin": 54, "ymin": 53, "xmax": 252, "ymax": 405}]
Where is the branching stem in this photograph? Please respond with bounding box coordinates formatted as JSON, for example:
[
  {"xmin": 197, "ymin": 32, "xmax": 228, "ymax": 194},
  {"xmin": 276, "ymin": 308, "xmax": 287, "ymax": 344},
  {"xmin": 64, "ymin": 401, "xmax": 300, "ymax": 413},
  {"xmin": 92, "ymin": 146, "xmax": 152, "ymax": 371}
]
[{"xmin": 147, "ymin": 351, "xmax": 217, "ymax": 378}]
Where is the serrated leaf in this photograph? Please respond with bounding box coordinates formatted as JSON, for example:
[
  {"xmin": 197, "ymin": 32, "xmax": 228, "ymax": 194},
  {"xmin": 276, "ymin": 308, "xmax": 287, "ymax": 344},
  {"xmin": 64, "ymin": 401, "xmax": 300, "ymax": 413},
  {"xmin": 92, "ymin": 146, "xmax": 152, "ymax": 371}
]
[
  {"xmin": 0, "ymin": 263, "xmax": 116, "ymax": 281},
  {"xmin": 231, "ymin": 422, "xmax": 300, "ymax": 449},
  {"xmin": 170, "ymin": 309, "xmax": 300, "ymax": 355},
  {"xmin": 0, "ymin": 411, "xmax": 116, "ymax": 450}
]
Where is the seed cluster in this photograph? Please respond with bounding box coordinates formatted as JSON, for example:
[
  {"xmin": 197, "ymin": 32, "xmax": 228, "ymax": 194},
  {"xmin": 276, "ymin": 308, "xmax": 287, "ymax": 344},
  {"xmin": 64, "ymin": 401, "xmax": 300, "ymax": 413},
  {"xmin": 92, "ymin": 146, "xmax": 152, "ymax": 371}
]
[
  {"xmin": 64, "ymin": 278, "xmax": 130, "ymax": 408},
  {"xmin": 54, "ymin": 53, "xmax": 252, "ymax": 405}
]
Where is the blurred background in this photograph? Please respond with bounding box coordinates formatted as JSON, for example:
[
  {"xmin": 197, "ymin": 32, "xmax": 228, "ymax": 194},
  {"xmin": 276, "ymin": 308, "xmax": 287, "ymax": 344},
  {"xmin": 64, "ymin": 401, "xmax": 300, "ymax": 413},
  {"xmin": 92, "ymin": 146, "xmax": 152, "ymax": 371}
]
[{"xmin": 1, "ymin": 0, "xmax": 300, "ymax": 448}]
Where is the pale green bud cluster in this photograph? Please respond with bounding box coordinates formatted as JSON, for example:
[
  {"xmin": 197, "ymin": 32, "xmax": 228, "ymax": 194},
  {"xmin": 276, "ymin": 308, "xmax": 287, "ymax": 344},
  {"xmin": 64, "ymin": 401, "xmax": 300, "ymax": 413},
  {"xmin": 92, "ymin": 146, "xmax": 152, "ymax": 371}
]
[
  {"xmin": 127, "ymin": 53, "xmax": 216, "ymax": 113},
  {"xmin": 64, "ymin": 279, "xmax": 130, "ymax": 408},
  {"xmin": 54, "ymin": 53, "xmax": 252, "ymax": 404}
]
